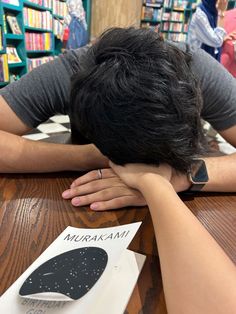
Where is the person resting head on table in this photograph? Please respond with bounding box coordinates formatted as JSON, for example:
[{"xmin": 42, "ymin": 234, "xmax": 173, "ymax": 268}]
[{"xmin": 0, "ymin": 27, "xmax": 236, "ymax": 211}]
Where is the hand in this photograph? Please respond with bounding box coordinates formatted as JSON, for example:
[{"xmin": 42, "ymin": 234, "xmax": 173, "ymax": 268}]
[
  {"xmin": 110, "ymin": 162, "xmax": 191, "ymax": 192},
  {"xmin": 62, "ymin": 168, "xmax": 146, "ymax": 211},
  {"xmin": 217, "ymin": 0, "xmax": 228, "ymax": 13},
  {"xmin": 109, "ymin": 162, "xmax": 172, "ymax": 190},
  {"xmin": 224, "ymin": 31, "xmax": 236, "ymax": 41}
]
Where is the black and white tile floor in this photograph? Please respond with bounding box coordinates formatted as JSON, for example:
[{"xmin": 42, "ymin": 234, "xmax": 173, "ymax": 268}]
[
  {"xmin": 23, "ymin": 115, "xmax": 71, "ymax": 141},
  {"xmin": 23, "ymin": 115, "xmax": 236, "ymax": 155}
]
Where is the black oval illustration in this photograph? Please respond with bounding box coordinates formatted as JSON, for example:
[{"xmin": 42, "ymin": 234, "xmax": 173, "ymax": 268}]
[{"xmin": 19, "ymin": 247, "xmax": 108, "ymax": 300}]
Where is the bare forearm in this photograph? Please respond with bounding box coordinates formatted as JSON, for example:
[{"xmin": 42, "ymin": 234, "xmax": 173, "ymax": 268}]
[
  {"xmin": 172, "ymin": 153, "xmax": 236, "ymax": 193},
  {"xmin": 217, "ymin": 14, "xmax": 225, "ymax": 28},
  {"xmin": 202, "ymin": 153, "xmax": 236, "ymax": 192},
  {"xmin": 138, "ymin": 175, "xmax": 236, "ymax": 314},
  {"xmin": 0, "ymin": 131, "xmax": 108, "ymax": 173}
]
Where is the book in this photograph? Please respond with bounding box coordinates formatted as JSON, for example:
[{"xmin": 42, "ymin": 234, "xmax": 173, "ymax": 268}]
[
  {"xmin": 0, "ymin": 223, "xmax": 146, "ymax": 314},
  {"xmin": 0, "ymin": 54, "xmax": 9, "ymax": 82},
  {"xmin": 6, "ymin": 15, "xmax": 22, "ymax": 35},
  {"xmin": 0, "ymin": 57, "xmax": 4, "ymax": 82},
  {"xmin": 0, "ymin": 25, "xmax": 3, "ymax": 50},
  {"xmin": 6, "ymin": 46, "xmax": 22, "ymax": 63},
  {"xmin": 2, "ymin": 0, "xmax": 20, "ymax": 6}
]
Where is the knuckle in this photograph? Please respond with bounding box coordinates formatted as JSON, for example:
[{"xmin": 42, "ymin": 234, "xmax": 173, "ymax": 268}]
[
  {"xmin": 78, "ymin": 194, "xmax": 95, "ymax": 205},
  {"xmin": 79, "ymin": 170, "xmax": 99, "ymax": 184},
  {"xmin": 103, "ymin": 168, "xmax": 115, "ymax": 178},
  {"xmin": 106, "ymin": 197, "xmax": 130, "ymax": 209}
]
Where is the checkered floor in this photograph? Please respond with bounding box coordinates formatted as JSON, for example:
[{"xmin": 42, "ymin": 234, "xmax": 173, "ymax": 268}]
[
  {"xmin": 22, "ymin": 115, "xmax": 236, "ymax": 155},
  {"xmin": 23, "ymin": 115, "xmax": 71, "ymax": 141}
]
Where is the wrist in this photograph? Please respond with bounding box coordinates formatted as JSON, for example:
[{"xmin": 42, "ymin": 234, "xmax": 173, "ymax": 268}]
[
  {"xmin": 137, "ymin": 173, "xmax": 174, "ymax": 194},
  {"xmin": 75, "ymin": 144, "xmax": 108, "ymax": 171},
  {"xmin": 170, "ymin": 170, "xmax": 191, "ymax": 192},
  {"xmin": 218, "ymin": 11, "xmax": 225, "ymax": 17}
]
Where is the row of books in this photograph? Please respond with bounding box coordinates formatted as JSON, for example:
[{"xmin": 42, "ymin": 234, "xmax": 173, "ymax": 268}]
[
  {"xmin": 25, "ymin": 0, "xmax": 52, "ymax": 9},
  {"xmin": 27, "ymin": 55, "xmax": 54, "ymax": 71},
  {"xmin": 0, "ymin": 53, "xmax": 54, "ymax": 81},
  {"xmin": 0, "ymin": 54, "xmax": 9, "ymax": 82},
  {"xmin": 142, "ymin": 7, "xmax": 185, "ymax": 22},
  {"xmin": 23, "ymin": 7, "xmax": 53, "ymax": 30},
  {"xmin": 25, "ymin": 0, "xmax": 66, "ymax": 12},
  {"xmin": 144, "ymin": 0, "xmax": 163, "ymax": 7},
  {"xmin": 163, "ymin": 0, "xmax": 195, "ymax": 9},
  {"xmin": 162, "ymin": 21, "xmax": 185, "ymax": 31},
  {"xmin": 140, "ymin": 22, "xmax": 160, "ymax": 32},
  {"xmin": 162, "ymin": 31, "xmax": 187, "ymax": 41},
  {"xmin": 25, "ymin": 32, "xmax": 53, "ymax": 51},
  {"xmin": 0, "ymin": 27, "xmax": 3, "ymax": 51},
  {"xmin": 53, "ymin": 0, "xmax": 68, "ymax": 17},
  {"xmin": 43, "ymin": 0, "xmax": 53, "ymax": 9},
  {"xmin": 53, "ymin": 18, "xmax": 63, "ymax": 37},
  {"xmin": 173, "ymin": 0, "xmax": 193, "ymax": 9},
  {"xmin": 3, "ymin": 12, "xmax": 65, "ymax": 36},
  {"xmin": 170, "ymin": 11, "xmax": 185, "ymax": 20},
  {"xmin": 163, "ymin": 0, "xmax": 173, "ymax": 8},
  {"xmin": 141, "ymin": 20, "xmax": 188, "ymax": 32},
  {"xmin": 141, "ymin": 7, "xmax": 163, "ymax": 20}
]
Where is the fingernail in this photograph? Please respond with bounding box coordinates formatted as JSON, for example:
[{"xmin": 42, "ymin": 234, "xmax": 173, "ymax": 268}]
[
  {"xmin": 90, "ymin": 203, "xmax": 99, "ymax": 210},
  {"xmin": 72, "ymin": 198, "xmax": 80, "ymax": 206},
  {"xmin": 62, "ymin": 190, "xmax": 71, "ymax": 198}
]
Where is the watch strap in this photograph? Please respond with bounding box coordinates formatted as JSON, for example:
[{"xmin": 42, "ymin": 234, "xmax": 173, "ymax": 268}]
[{"xmin": 188, "ymin": 183, "xmax": 205, "ymax": 192}]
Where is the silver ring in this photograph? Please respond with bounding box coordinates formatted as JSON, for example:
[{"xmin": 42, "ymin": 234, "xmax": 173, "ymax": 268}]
[{"xmin": 97, "ymin": 169, "xmax": 102, "ymax": 179}]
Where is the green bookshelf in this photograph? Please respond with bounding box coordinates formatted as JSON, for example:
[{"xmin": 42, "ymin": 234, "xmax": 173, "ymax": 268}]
[
  {"xmin": 140, "ymin": 0, "xmax": 197, "ymax": 42},
  {"xmin": 0, "ymin": 0, "xmax": 92, "ymax": 86},
  {"xmin": 23, "ymin": 0, "xmax": 52, "ymax": 11}
]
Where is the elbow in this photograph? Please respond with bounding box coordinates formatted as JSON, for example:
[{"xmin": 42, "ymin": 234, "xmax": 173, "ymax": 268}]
[
  {"xmin": 209, "ymin": 36, "xmax": 224, "ymax": 47},
  {"xmin": 215, "ymin": 39, "xmax": 224, "ymax": 48}
]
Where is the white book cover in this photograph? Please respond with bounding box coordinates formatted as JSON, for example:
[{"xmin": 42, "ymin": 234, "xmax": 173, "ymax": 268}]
[{"xmin": 0, "ymin": 223, "xmax": 146, "ymax": 314}]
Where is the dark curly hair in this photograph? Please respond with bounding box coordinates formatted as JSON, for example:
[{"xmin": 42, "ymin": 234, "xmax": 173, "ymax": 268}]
[{"xmin": 70, "ymin": 27, "xmax": 205, "ymax": 172}]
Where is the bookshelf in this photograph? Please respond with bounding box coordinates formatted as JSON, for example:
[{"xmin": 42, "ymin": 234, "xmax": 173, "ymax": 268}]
[
  {"xmin": 0, "ymin": 0, "xmax": 91, "ymax": 86},
  {"xmin": 141, "ymin": 0, "xmax": 236, "ymax": 42},
  {"xmin": 23, "ymin": 0, "xmax": 54, "ymax": 69},
  {"xmin": 140, "ymin": 0, "xmax": 197, "ymax": 42}
]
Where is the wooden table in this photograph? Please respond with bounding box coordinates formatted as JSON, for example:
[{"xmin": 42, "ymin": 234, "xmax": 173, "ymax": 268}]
[{"xmin": 0, "ymin": 172, "xmax": 236, "ymax": 313}]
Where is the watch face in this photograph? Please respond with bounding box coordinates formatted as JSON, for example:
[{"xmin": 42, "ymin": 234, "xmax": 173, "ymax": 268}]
[{"xmin": 189, "ymin": 159, "xmax": 209, "ymax": 184}]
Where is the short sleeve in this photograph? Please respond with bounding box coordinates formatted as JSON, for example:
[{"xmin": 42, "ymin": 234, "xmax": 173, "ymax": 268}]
[
  {"xmin": 0, "ymin": 47, "xmax": 88, "ymax": 128},
  {"xmin": 190, "ymin": 48, "xmax": 236, "ymax": 131}
]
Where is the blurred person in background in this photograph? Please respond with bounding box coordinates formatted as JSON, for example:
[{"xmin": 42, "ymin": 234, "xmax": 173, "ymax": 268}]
[
  {"xmin": 188, "ymin": 0, "xmax": 228, "ymax": 61},
  {"xmin": 64, "ymin": 0, "xmax": 88, "ymax": 49},
  {"xmin": 221, "ymin": 8, "xmax": 236, "ymax": 77}
]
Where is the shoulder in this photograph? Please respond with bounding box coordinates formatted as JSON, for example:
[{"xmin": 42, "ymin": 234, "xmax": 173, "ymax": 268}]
[
  {"xmin": 58, "ymin": 46, "xmax": 90, "ymax": 74},
  {"xmin": 190, "ymin": 47, "xmax": 226, "ymax": 85},
  {"xmin": 190, "ymin": 48, "xmax": 236, "ymax": 130},
  {"xmin": 195, "ymin": 7, "xmax": 208, "ymax": 20}
]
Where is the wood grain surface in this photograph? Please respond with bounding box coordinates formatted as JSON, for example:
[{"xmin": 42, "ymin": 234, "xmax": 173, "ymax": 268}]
[
  {"xmin": 0, "ymin": 172, "xmax": 235, "ymax": 313},
  {"xmin": 91, "ymin": 0, "xmax": 142, "ymax": 39}
]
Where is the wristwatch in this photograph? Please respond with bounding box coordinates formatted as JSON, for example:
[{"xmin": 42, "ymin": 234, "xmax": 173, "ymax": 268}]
[{"xmin": 187, "ymin": 159, "xmax": 209, "ymax": 191}]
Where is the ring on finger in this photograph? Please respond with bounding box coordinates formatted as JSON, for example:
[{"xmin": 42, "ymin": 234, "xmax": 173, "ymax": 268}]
[{"xmin": 97, "ymin": 169, "xmax": 103, "ymax": 179}]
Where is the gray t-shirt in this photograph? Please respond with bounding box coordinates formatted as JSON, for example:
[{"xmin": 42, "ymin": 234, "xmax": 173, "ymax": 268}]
[{"xmin": 1, "ymin": 43, "xmax": 236, "ymax": 139}]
